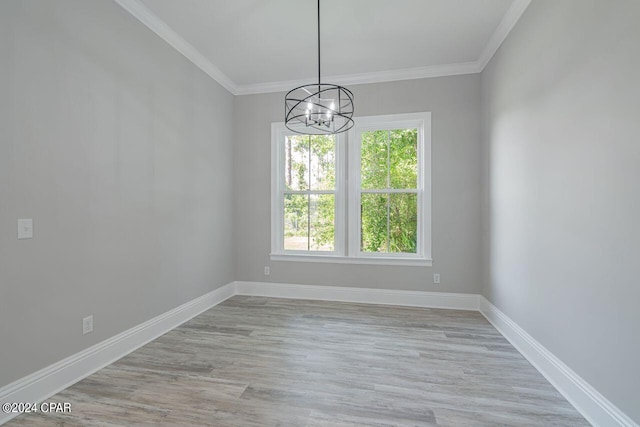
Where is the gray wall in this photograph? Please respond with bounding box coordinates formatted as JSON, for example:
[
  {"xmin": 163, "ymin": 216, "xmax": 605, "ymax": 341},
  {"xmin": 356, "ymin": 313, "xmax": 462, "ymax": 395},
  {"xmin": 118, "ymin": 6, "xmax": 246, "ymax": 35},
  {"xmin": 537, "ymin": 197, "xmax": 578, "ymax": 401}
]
[
  {"xmin": 0, "ymin": 0, "xmax": 235, "ymax": 387},
  {"xmin": 234, "ymin": 75, "xmax": 483, "ymax": 293},
  {"xmin": 481, "ymin": 0, "xmax": 640, "ymax": 422},
  {"xmin": 5, "ymin": 0, "xmax": 636, "ymax": 421}
]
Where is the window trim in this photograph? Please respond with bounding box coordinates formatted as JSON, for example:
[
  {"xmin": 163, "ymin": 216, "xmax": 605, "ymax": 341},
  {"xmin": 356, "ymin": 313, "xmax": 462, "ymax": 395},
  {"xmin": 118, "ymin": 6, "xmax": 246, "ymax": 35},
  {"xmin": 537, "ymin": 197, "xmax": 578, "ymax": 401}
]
[
  {"xmin": 270, "ymin": 112, "xmax": 432, "ymax": 266},
  {"xmin": 347, "ymin": 113, "xmax": 432, "ymax": 262}
]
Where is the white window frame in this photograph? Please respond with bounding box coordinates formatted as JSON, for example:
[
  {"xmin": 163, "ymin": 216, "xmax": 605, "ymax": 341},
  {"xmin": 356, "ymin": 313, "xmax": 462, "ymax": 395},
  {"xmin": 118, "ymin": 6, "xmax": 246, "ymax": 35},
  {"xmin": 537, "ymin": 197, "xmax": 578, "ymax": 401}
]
[
  {"xmin": 271, "ymin": 112, "xmax": 432, "ymax": 266},
  {"xmin": 347, "ymin": 113, "xmax": 431, "ymax": 263},
  {"xmin": 270, "ymin": 123, "xmax": 346, "ymax": 257}
]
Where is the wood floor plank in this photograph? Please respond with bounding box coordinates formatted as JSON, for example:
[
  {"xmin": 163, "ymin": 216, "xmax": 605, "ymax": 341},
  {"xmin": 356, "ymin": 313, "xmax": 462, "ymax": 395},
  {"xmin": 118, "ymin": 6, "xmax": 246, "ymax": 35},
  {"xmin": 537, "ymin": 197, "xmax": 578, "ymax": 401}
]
[{"xmin": 6, "ymin": 296, "xmax": 589, "ymax": 426}]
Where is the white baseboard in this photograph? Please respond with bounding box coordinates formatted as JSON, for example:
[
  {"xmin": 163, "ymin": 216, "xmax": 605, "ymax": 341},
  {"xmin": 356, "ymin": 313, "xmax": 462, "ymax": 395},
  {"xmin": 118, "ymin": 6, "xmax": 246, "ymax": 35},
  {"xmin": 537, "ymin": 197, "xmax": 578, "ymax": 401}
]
[
  {"xmin": 0, "ymin": 282, "xmax": 235, "ymax": 426},
  {"xmin": 2, "ymin": 281, "xmax": 634, "ymax": 427},
  {"xmin": 479, "ymin": 296, "xmax": 637, "ymax": 427},
  {"xmin": 234, "ymin": 281, "xmax": 480, "ymax": 311}
]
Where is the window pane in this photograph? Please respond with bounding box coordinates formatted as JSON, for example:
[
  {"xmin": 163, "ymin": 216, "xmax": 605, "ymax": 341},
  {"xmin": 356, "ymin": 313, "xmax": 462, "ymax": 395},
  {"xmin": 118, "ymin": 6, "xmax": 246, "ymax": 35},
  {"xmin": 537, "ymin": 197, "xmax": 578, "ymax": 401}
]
[
  {"xmin": 309, "ymin": 135, "xmax": 335, "ymax": 190},
  {"xmin": 285, "ymin": 136, "xmax": 309, "ymax": 191},
  {"xmin": 284, "ymin": 193, "xmax": 334, "ymax": 252},
  {"xmin": 389, "ymin": 129, "xmax": 418, "ymax": 189},
  {"xmin": 361, "ymin": 130, "xmax": 388, "ymax": 189},
  {"xmin": 310, "ymin": 194, "xmax": 334, "ymax": 251},
  {"xmin": 389, "ymin": 193, "xmax": 417, "ymax": 253},
  {"xmin": 284, "ymin": 194, "xmax": 308, "ymax": 250},
  {"xmin": 361, "ymin": 193, "xmax": 388, "ymax": 252}
]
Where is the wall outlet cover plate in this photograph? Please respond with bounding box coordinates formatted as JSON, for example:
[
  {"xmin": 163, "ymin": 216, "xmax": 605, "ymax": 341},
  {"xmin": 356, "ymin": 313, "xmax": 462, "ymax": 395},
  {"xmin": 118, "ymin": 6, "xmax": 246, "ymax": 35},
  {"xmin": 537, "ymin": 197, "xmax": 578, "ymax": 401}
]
[{"xmin": 18, "ymin": 219, "xmax": 33, "ymax": 239}]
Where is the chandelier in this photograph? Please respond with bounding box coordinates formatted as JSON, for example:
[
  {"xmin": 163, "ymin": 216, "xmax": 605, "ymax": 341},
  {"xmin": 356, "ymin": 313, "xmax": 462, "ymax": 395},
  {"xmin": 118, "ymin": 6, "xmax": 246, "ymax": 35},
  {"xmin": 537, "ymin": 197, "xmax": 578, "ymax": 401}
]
[{"xmin": 284, "ymin": 0, "xmax": 354, "ymax": 135}]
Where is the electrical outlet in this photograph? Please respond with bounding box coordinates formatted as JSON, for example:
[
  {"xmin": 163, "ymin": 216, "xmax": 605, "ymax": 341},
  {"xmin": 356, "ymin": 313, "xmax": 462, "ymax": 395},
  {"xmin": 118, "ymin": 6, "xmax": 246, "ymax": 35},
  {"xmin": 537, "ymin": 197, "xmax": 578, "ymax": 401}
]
[
  {"xmin": 82, "ymin": 315, "xmax": 93, "ymax": 335},
  {"xmin": 433, "ymin": 273, "xmax": 441, "ymax": 284},
  {"xmin": 264, "ymin": 266, "xmax": 270, "ymax": 276},
  {"xmin": 17, "ymin": 219, "xmax": 33, "ymax": 239}
]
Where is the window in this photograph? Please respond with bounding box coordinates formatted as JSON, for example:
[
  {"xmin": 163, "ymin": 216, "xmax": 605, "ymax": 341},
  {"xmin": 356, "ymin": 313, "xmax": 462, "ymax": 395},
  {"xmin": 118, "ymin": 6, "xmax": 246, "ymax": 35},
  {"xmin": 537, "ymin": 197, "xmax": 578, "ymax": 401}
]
[
  {"xmin": 271, "ymin": 112, "xmax": 431, "ymax": 266},
  {"xmin": 281, "ymin": 134, "xmax": 341, "ymax": 253}
]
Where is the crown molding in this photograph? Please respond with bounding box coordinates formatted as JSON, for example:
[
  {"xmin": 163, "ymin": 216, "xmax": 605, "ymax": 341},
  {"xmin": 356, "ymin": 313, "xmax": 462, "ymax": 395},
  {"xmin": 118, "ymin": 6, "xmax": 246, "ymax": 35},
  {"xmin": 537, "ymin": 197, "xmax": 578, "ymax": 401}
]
[
  {"xmin": 113, "ymin": 0, "xmax": 240, "ymax": 95},
  {"xmin": 113, "ymin": 0, "xmax": 530, "ymax": 96},
  {"xmin": 477, "ymin": 0, "xmax": 531, "ymax": 70},
  {"xmin": 234, "ymin": 61, "xmax": 481, "ymax": 95}
]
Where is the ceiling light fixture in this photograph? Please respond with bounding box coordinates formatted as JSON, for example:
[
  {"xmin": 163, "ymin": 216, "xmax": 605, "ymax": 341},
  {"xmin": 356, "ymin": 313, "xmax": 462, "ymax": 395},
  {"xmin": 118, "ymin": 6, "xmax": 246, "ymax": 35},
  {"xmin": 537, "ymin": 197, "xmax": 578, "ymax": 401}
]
[{"xmin": 284, "ymin": 0, "xmax": 354, "ymax": 135}]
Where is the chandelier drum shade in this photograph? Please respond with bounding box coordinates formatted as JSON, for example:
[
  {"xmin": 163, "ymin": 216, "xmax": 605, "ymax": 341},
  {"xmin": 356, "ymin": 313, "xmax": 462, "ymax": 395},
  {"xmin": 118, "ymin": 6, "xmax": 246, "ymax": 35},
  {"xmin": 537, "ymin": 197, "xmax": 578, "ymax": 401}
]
[
  {"xmin": 285, "ymin": 84, "xmax": 354, "ymax": 135},
  {"xmin": 284, "ymin": 0, "xmax": 354, "ymax": 135}
]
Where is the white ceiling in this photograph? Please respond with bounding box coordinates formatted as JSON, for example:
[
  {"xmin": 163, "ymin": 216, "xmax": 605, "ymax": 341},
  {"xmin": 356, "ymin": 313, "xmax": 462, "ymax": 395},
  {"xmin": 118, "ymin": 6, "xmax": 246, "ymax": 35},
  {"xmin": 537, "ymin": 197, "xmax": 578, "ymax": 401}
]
[{"xmin": 115, "ymin": 0, "xmax": 531, "ymax": 94}]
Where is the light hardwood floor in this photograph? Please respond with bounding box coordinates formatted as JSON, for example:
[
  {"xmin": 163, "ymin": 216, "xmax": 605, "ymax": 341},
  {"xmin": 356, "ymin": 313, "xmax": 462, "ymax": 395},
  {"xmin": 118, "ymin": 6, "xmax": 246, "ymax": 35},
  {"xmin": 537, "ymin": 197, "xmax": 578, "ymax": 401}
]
[{"xmin": 8, "ymin": 296, "xmax": 589, "ymax": 426}]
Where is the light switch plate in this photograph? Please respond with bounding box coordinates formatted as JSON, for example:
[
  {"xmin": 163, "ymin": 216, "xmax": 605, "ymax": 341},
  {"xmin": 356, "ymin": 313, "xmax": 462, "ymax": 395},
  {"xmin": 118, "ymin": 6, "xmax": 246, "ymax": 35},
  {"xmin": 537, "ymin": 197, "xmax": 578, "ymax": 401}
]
[{"xmin": 17, "ymin": 219, "xmax": 33, "ymax": 239}]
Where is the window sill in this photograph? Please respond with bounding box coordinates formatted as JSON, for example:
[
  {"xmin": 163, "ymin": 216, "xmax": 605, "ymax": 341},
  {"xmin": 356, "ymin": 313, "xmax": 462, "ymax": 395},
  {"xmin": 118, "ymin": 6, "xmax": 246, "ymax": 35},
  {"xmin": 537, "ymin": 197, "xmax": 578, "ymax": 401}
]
[{"xmin": 269, "ymin": 253, "xmax": 433, "ymax": 267}]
